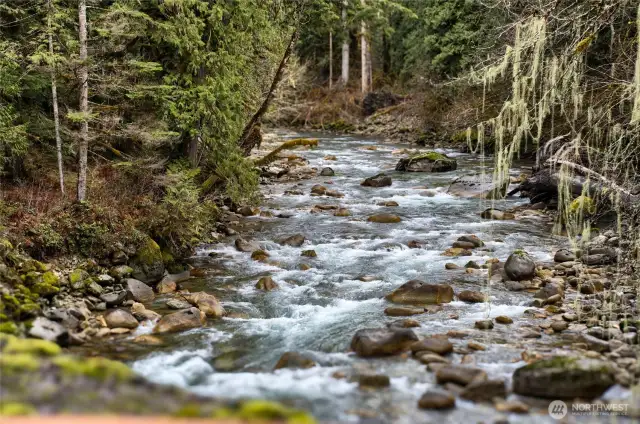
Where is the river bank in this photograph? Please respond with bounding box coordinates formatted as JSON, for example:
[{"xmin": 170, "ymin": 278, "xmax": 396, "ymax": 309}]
[{"xmin": 2, "ymin": 129, "xmax": 638, "ymax": 422}]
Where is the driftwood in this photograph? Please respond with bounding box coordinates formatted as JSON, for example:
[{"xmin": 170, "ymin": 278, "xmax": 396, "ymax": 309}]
[
  {"xmin": 509, "ymin": 159, "xmax": 639, "ymax": 210},
  {"xmin": 253, "ymin": 138, "xmax": 318, "ymax": 166},
  {"xmin": 238, "ymin": 29, "xmax": 299, "ymax": 156}
]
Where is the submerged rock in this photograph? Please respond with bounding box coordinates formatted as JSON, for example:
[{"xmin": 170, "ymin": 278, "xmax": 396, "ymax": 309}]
[
  {"xmin": 334, "ymin": 208, "xmax": 351, "ymax": 217},
  {"xmin": 447, "ymin": 174, "xmax": 506, "ymax": 198},
  {"xmin": 351, "ymin": 327, "xmax": 418, "ymax": 357},
  {"xmin": 396, "ymin": 151, "xmax": 457, "ymax": 173},
  {"xmin": 361, "ymin": 173, "xmax": 392, "ymax": 187},
  {"xmin": 385, "ymin": 280, "xmax": 454, "ymax": 305},
  {"xmin": 512, "ymin": 357, "xmax": 615, "ymax": 399}
]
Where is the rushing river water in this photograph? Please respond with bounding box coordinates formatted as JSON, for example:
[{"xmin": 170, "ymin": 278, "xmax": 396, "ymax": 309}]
[{"xmin": 130, "ymin": 131, "xmax": 570, "ymax": 423}]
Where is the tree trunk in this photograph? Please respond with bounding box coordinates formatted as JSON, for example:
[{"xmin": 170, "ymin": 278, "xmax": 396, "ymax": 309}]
[
  {"xmin": 329, "ymin": 31, "xmax": 333, "ymax": 89},
  {"xmin": 49, "ymin": 0, "xmax": 64, "ymax": 195},
  {"xmin": 77, "ymin": 0, "xmax": 89, "ymax": 202},
  {"xmin": 238, "ymin": 29, "xmax": 298, "ymax": 156},
  {"xmin": 340, "ymin": 0, "xmax": 349, "ymax": 85},
  {"xmin": 360, "ymin": 0, "xmax": 369, "ymax": 94}
]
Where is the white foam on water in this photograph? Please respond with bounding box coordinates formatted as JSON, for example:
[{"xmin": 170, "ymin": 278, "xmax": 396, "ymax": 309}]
[
  {"xmin": 191, "ymin": 367, "xmax": 357, "ymax": 401},
  {"xmin": 133, "ymin": 349, "xmax": 213, "ymax": 387}
]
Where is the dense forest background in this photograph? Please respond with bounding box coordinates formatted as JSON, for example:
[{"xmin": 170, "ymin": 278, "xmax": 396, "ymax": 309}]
[{"xmin": 1, "ymin": 0, "xmax": 639, "ymax": 263}]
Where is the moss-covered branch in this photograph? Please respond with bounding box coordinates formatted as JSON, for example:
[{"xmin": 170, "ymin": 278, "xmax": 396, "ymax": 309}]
[{"xmin": 253, "ymin": 138, "xmax": 319, "ymax": 166}]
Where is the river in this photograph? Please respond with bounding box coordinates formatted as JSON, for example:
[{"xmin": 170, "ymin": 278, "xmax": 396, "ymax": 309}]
[{"xmin": 130, "ymin": 130, "xmax": 567, "ymax": 423}]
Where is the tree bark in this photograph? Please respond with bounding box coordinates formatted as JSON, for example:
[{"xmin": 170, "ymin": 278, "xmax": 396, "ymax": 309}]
[
  {"xmin": 238, "ymin": 29, "xmax": 298, "ymax": 156},
  {"xmin": 360, "ymin": 0, "xmax": 369, "ymax": 94},
  {"xmin": 77, "ymin": 0, "xmax": 89, "ymax": 202},
  {"xmin": 49, "ymin": 0, "xmax": 64, "ymax": 195},
  {"xmin": 340, "ymin": 0, "xmax": 349, "ymax": 85},
  {"xmin": 329, "ymin": 31, "xmax": 333, "ymax": 89}
]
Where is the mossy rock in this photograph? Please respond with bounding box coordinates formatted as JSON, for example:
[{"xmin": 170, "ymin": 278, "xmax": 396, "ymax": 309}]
[
  {"xmin": 512, "ymin": 356, "xmax": 614, "ymax": 399},
  {"xmin": 69, "ymin": 269, "xmax": 89, "ymax": 285},
  {"xmin": 0, "ymin": 321, "xmax": 18, "ymax": 334},
  {"xmin": 396, "ymin": 151, "xmax": 457, "ymax": 172},
  {"xmin": 0, "ymin": 402, "xmax": 36, "ymax": 416},
  {"xmin": 2, "ymin": 334, "xmax": 62, "ymax": 356},
  {"xmin": 52, "ymin": 355, "xmax": 134, "ymax": 382},
  {"xmin": 216, "ymin": 400, "xmax": 316, "ymax": 424},
  {"xmin": 251, "ymin": 250, "xmax": 270, "ymax": 262},
  {"xmin": 130, "ymin": 237, "xmax": 165, "ymax": 283}
]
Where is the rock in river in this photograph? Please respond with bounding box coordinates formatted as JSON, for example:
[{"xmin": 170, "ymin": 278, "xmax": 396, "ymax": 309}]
[
  {"xmin": 554, "ymin": 248, "xmax": 576, "ymax": 263},
  {"xmin": 512, "ymin": 357, "xmax": 615, "ymax": 399},
  {"xmin": 129, "ymin": 237, "xmax": 165, "ymax": 284},
  {"xmin": 418, "ymin": 389, "xmax": 455, "ymax": 410},
  {"xmin": 320, "ymin": 167, "xmax": 335, "ymax": 176},
  {"xmin": 458, "ymin": 290, "xmax": 485, "ymax": 303},
  {"xmin": 480, "ymin": 208, "xmax": 515, "ymax": 220},
  {"xmin": 367, "ymin": 213, "xmax": 401, "ymax": 223},
  {"xmin": 235, "ymin": 238, "xmax": 259, "ymax": 252},
  {"xmin": 351, "ymin": 327, "xmax": 418, "ymax": 357},
  {"xmin": 460, "ymin": 379, "xmax": 506, "ymax": 402},
  {"xmin": 104, "ymin": 309, "xmax": 139, "ymax": 329},
  {"xmin": 256, "ymin": 276, "xmax": 279, "ymax": 291},
  {"xmin": 274, "ymin": 352, "xmax": 316, "ymax": 370},
  {"xmin": 436, "ymin": 365, "xmax": 487, "ymax": 386},
  {"xmin": 154, "ymin": 307, "xmax": 205, "ymax": 334},
  {"xmin": 28, "ymin": 317, "xmax": 68, "ymax": 346},
  {"xmin": 504, "ymin": 250, "xmax": 536, "ymax": 281},
  {"xmin": 411, "ymin": 337, "xmax": 453, "ymax": 355},
  {"xmin": 396, "ymin": 151, "xmax": 457, "ymax": 172},
  {"xmin": 385, "ymin": 280, "xmax": 454, "ymax": 305},
  {"xmin": 184, "ymin": 292, "xmax": 225, "ymax": 318},
  {"xmin": 361, "ymin": 173, "xmax": 392, "ymax": 187},
  {"xmin": 279, "ymin": 234, "xmax": 306, "ymax": 247}
]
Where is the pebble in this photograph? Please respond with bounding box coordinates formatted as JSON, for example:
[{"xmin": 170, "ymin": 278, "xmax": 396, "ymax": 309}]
[{"xmin": 495, "ymin": 316, "xmax": 513, "ymax": 324}]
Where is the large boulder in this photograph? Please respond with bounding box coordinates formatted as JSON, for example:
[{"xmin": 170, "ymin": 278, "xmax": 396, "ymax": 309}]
[
  {"xmin": 130, "ymin": 238, "xmax": 165, "ymax": 284},
  {"xmin": 504, "ymin": 251, "xmax": 536, "ymax": 281},
  {"xmin": 512, "ymin": 357, "xmax": 615, "ymax": 399},
  {"xmin": 154, "ymin": 307, "xmax": 205, "ymax": 334},
  {"xmin": 361, "ymin": 173, "xmax": 392, "ymax": 188},
  {"xmin": 386, "ymin": 280, "xmax": 454, "ymax": 305},
  {"xmin": 395, "ymin": 152, "xmax": 457, "ymax": 173},
  {"xmin": 125, "ymin": 278, "xmax": 155, "ymax": 303},
  {"xmin": 104, "ymin": 309, "xmax": 139, "ymax": 329},
  {"xmin": 351, "ymin": 327, "xmax": 418, "ymax": 357},
  {"xmin": 183, "ymin": 292, "xmax": 224, "ymax": 318}
]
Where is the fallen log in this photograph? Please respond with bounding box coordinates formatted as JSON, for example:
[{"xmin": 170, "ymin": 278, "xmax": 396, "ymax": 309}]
[{"xmin": 253, "ymin": 138, "xmax": 318, "ymax": 166}]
